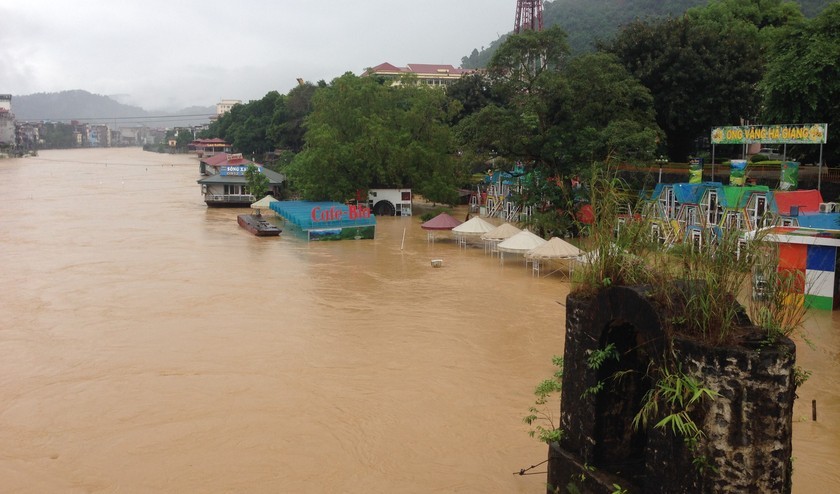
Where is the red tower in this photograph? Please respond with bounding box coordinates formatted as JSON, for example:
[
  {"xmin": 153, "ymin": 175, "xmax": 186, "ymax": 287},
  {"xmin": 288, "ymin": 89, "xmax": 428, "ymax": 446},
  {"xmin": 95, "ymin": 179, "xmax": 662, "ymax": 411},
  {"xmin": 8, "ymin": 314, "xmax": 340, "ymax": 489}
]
[{"xmin": 514, "ymin": 0, "xmax": 543, "ymax": 33}]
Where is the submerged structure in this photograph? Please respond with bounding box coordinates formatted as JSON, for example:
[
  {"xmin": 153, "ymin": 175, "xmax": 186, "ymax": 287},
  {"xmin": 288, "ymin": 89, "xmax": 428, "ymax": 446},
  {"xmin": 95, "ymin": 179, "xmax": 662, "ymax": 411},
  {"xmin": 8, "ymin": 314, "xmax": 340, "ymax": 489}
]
[{"xmin": 269, "ymin": 201, "xmax": 376, "ymax": 241}]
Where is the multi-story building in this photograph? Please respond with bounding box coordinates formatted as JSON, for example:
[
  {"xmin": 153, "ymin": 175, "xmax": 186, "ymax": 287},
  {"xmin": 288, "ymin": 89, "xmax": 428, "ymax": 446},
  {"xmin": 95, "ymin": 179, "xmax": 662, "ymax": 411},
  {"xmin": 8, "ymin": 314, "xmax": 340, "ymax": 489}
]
[
  {"xmin": 216, "ymin": 99, "xmax": 241, "ymax": 117},
  {"xmin": 0, "ymin": 94, "xmax": 15, "ymax": 146},
  {"xmin": 363, "ymin": 63, "xmax": 475, "ymax": 87}
]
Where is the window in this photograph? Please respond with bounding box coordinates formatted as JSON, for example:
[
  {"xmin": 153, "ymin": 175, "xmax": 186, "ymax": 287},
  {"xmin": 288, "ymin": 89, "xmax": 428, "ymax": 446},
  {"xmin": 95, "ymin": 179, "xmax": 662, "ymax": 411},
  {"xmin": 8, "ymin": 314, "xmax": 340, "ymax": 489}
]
[{"xmin": 705, "ymin": 191, "xmax": 720, "ymax": 225}]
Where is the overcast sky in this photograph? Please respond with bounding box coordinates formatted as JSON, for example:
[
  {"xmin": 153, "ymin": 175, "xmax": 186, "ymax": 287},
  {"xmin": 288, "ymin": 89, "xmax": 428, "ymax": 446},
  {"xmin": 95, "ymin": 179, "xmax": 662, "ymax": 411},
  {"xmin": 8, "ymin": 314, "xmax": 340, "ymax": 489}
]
[{"xmin": 1, "ymin": 0, "xmax": 513, "ymax": 112}]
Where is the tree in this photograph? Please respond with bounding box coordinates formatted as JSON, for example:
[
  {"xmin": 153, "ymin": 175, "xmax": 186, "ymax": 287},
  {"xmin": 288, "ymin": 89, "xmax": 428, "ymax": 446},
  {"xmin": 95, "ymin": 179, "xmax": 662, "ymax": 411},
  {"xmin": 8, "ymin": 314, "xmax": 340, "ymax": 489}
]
[
  {"xmin": 606, "ymin": 16, "xmax": 764, "ymax": 161},
  {"xmin": 560, "ymin": 52, "xmax": 662, "ymax": 166},
  {"xmin": 454, "ymin": 26, "xmax": 572, "ymax": 169},
  {"xmin": 287, "ymin": 73, "xmax": 460, "ymax": 203},
  {"xmin": 760, "ymin": 4, "xmax": 840, "ymax": 164},
  {"xmin": 244, "ymin": 164, "xmax": 269, "ymax": 200},
  {"xmin": 175, "ymin": 128, "xmax": 194, "ymax": 151},
  {"xmin": 203, "ymin": 91, "xmax": 284, "ymax": 156},
  {"xmin": 267, "ymin": 83, "xmax": 317, "ymax": 153}
]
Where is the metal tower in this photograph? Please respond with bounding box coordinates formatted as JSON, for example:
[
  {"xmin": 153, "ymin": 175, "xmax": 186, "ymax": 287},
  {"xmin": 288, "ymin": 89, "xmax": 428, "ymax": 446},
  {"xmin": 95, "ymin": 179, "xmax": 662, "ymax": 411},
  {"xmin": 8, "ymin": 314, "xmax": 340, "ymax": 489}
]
[{"xmin": 514, "ymin": 0, "xmax": 543, "ymax": 33}]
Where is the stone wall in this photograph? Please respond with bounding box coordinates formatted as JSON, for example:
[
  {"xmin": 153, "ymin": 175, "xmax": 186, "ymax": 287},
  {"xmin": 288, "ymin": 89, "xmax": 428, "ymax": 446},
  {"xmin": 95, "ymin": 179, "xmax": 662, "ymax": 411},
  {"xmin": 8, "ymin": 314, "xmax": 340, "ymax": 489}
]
[{"xmin": 548, "ymin": 286, "xmax": 796, "ymax": 494}]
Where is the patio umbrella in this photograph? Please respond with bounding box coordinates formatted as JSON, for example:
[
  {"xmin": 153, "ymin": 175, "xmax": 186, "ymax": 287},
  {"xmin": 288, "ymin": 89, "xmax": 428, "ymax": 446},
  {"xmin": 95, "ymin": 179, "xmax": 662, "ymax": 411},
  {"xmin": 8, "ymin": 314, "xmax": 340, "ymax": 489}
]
[
  {"xmin": 420, "ymin": 212, "xmax": 462, "ymax": 243},
  {"xmin": 481, "ymin": 222, "xmax": 521, "ymax": 256},
  {"xmin": 525, "ymin": 237, "xmax": 584, "ymax": 277},
  {"xmin": 452, "ymin": 216, "xmax": 496, "ymax": 248},
  {"xmin": 420, "ymin": 212, "xmax": 462, "ymax": 230},
  {"xmin": 250, "ymin": 194, "xmax": 278, "ymax": 215},
  {"xmin": 497, "ymin": 230, "xmax": 547, "ymax": 266}
]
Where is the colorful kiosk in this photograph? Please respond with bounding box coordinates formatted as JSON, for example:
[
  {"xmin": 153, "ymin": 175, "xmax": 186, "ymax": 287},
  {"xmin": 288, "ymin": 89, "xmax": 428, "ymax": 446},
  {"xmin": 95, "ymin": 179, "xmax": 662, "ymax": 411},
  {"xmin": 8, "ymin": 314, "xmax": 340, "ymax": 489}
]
[
  {"xmin": 763, "ymin": 227, "xmax": 840, "ymax": 310},
  {"xmin": 269, "ymin": 201, "xmax": 376, "ymax": 241}
]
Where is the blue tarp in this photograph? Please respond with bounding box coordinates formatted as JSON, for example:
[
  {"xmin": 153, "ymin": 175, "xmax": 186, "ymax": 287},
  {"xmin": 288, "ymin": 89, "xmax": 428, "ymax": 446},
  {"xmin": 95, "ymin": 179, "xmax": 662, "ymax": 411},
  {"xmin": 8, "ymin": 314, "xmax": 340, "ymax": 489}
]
[{"xmin": 269, "ymin": 201, "xmax": 376, "ymax": 231}]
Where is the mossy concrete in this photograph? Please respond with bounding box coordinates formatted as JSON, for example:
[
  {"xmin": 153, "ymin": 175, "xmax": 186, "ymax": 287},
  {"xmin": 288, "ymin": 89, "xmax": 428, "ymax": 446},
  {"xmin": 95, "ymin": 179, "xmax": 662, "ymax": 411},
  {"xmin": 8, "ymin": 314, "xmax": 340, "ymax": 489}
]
[{"xmin": 548, "ymin": 286, "xmax": 795, "ymax": 494}]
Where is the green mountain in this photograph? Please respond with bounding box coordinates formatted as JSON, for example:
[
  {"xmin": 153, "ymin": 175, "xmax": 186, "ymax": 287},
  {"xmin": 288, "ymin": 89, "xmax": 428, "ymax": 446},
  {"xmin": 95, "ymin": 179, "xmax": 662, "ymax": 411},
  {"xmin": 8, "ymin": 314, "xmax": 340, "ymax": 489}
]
[
  {"xmin": 462, "ymin": 0, "xmax": 835, "ymax": 68},
  {"xmin": 11, "ymin": 90, "xmax": 214, "ymax": 128}
]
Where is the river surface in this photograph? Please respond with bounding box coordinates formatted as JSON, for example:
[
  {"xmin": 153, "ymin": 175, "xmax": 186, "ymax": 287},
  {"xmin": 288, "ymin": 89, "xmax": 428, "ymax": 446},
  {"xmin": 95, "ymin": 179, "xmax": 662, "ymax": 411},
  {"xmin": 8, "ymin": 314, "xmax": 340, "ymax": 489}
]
[{"xmin": 0, "ymin": 148, "xmax": 837, "ymax": 493}]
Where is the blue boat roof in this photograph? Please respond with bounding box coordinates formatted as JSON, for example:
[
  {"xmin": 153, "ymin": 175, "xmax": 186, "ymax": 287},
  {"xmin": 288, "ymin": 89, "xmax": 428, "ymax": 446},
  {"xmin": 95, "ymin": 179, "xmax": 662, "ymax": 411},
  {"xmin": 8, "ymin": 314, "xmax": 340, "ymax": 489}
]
[{"xmin": 269, "ymin": 201, "xmax": 376, "ymax": 231}]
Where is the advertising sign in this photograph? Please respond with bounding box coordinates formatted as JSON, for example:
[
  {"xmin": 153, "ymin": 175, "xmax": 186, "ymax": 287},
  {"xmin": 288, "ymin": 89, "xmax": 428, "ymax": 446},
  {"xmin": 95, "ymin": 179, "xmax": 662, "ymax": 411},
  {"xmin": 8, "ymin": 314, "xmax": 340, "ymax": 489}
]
[
  {"xmin": 780, "ymin": 162, "xmax": 800, "ymax": 191},
  {"xmin": 730, "ymin": 160, "xmax": 747, "ymax": 186},
  {"xmin": 711, "ymin": 124, "xmax": 828, "ymax": 145},
  {"xmin": 220, "ymin": 165, "xmax": 262, "ymax": 176},
  {"xmin": 688, "ymin": 158, "xmax": 703, "ymax": 184}
]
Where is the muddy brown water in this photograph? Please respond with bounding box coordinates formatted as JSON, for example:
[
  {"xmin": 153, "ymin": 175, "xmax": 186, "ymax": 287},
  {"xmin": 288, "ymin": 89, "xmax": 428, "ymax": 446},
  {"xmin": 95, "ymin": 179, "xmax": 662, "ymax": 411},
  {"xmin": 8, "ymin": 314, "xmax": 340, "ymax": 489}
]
[{"xmin": 0, "ymin": 148, "xmax": 837, "ymax": 492}]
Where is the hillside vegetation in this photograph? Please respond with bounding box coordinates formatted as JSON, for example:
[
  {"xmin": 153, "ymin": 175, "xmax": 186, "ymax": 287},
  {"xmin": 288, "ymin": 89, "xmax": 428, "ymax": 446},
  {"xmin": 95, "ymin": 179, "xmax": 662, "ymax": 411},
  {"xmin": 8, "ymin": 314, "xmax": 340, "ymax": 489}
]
[
  {"xmin": 462, "ymin": 0, "xmax": 835, "ymax": 68},
  {"xmin": 12, "ymin": 90, "xmax": 214, "ymax": 127}
]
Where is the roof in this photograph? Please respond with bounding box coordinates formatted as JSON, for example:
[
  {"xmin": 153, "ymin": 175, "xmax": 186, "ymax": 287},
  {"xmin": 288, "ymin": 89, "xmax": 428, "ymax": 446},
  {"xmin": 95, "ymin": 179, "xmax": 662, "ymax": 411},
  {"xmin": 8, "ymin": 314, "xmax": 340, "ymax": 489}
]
[
  {"xmin": 525, "ymin": 237, "xmax": 582, "ymax": 259},
  {"xmin": 270, "ymin": 201, "xmax": 376, "ymax": 230},
  {"xmin": 797, "ymin": 213, "xmax": 840, "ymax": 230},
  {"xmin": 365, "ymin": 62, "xmax": 476, "ymax": 78},
  {"xmin": 722, "ymin": 185, "xmax": 770, "ymax": 209},
  {"xmin": 191, "ymin": 138, "xmax": 229, "ymax": 145},
  {"xmin": 673, "ymin": 183, "xmax": 704, "ymax": 204},
  {"xmin": 773, "ymin": 189, "xmax": 824, "ymax": 215},
  {"xmin": 481, "ymin": 222, "xmax": 521, "ymax": 240},
  {"xmin": 763, "ymin": 226, "xmax": 840, "ymax": 246},
  {"xmin": 498, "ymin": 230, "xmax": 547, "ymax": 254},
  {"xmin": 420, "ymin": 212, "xmax": 462, "ymax": 230},
  {"xmin": 202, "ymin": 152, "xmax": 230, "ymax": 166},
  {"xmin": 452, "ymin": 216, "xmax": 495, "ymax": 236},
  {"xmin": 197, "ymin": 167, "xmax": 285, "ymax": 185}
]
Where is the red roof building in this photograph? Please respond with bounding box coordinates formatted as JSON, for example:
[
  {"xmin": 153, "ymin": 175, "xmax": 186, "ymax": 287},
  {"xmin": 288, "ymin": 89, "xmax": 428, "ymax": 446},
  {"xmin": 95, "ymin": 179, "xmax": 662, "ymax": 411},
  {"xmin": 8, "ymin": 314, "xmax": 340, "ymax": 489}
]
[
  {"xmin": 189, "ymin": 138, "xmax": 232, "ymax": 157},
  {"xmin": 364, "ymin": 62, "xmax": 476, "ymax": 87}
]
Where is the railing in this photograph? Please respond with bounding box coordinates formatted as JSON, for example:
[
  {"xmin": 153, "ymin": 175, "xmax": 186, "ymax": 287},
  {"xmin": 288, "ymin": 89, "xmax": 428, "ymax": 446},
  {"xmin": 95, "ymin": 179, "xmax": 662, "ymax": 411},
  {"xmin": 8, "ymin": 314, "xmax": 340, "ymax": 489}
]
[{"xmin": 205, "ymin": 194, "xmax": 255, "ymax": 203}]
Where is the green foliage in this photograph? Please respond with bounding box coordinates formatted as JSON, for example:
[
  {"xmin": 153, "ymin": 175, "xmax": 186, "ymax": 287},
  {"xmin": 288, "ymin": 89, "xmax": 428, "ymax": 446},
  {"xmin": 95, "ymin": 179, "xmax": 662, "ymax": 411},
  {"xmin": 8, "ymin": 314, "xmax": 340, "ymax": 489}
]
[
  {"xmin": 748, "ymin": 244, "xmax": 810, "ymax": 343},
  {"xmin": 174, "ymin": 128, "xmax": 194, "ymax": 151},
  {"xmin": 244, "ymin": 164, "xmax": 269, "ymax": 200},
  {"xmin": 586, "ymin": 343, "xmax": 619, "ymax": 371},
  {"xmin": 611, "ymin": 484, "xmax": 629, "ymax": 494},
  {"xmin": 605, "ymin": 15, "xmax": 764, "ymax": 161},
  {"xmin": 793, "ymin": 366, "xmax": 812, "ymax": 388},
  {"xmin": 287, "ymin": 73, "xmax": 459, "ymax": 203},
  {"xmin": 760, "ymin": 3, "xmax": 840, "ymax": 164},
  {"xmin": 571, "ymin": 164, "xmax": 663, "ymax": 296},
  {"xmin": 39, "ymin": 122, "xmax": 77, "ymax": 149},
  {"xmin": 560, "ymin": 53, "xmax": 662, "ymax": 166},
  {"xmin": 523, "ymin": 355, "xmax": 565, "ymax": 444},
  {"xmin": 633, "ymin": 364, "xmax": 718, "ymax": 441},
  {"xmin": 203, "ymin": 91, "xmax": 285, "ymax": 156}
]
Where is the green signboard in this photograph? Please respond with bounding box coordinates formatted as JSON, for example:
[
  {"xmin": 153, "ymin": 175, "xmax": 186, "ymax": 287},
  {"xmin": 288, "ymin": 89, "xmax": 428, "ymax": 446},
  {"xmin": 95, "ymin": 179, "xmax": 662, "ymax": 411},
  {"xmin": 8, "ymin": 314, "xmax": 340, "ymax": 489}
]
[
  {"xmin": 710, "ymin": 123, "xmax": 828, "ymax": 145},
  {"xmin": 780, "ymin": 161, "xmax": 800, "ymax": 191}
]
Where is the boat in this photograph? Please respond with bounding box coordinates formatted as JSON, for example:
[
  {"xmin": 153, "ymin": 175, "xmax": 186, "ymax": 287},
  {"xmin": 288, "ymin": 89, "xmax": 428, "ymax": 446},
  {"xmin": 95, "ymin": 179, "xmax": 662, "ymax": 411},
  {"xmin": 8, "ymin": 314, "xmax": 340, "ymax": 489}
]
[{"xmin": 237, "ymin": 214, "xmax": 282, "ymax": 237}]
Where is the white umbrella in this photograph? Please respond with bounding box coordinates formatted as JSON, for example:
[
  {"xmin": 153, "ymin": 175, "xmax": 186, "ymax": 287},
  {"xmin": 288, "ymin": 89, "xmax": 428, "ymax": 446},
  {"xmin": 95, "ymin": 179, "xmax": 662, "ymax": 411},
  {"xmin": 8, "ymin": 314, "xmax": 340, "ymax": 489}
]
[
  {"xmin": 497, "ymin": 230, "xmax": 547, "ymax": 266},
  {"xmin": 452, "ymin": 216, "xmax": 496, "ymax": 236},
  {"xmin": 525, "ymin": 237, "xmax": 582, "ymax": 260},
  {"xmin": 251, "ymin": 194, "xmax": 278, "ymax": 211},
  {"xmin": 452, "ymin": 216, "xmax": 496, "ymax": 249},
  {"xmin": 526, "ymin": 237, "xmax": 584, "ymax": 278},
  {"xmin": 481, "ymin": 222, "xmax": 521, "ymax": 256}
]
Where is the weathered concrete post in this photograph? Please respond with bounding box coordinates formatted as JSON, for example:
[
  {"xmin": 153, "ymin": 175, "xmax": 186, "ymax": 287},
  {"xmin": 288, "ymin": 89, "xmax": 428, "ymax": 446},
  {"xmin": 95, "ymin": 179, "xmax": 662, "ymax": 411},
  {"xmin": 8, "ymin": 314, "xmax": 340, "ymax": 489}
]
[{"xmin": 547, "ymin": 286, "xmax": 796, "ymax": 494}]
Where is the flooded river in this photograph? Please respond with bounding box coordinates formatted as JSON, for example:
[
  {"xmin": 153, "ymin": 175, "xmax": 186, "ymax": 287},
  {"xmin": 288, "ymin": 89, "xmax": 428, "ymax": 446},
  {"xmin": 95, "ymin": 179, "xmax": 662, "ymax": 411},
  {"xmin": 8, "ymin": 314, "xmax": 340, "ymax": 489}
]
[{"xmin": 0, "ymin": 148, "xmax": 837, "ymax": 492}]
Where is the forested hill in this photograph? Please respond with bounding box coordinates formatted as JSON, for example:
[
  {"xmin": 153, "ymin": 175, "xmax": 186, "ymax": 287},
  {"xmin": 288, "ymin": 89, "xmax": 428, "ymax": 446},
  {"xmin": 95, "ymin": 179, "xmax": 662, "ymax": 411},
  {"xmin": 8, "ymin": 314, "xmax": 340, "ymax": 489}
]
[
  {"xmin": 462, "ymin": 0, "xmax": 834, "ymax": 68},
  {"xmin": 12, "ymin": 90, "xmax": 214, "ymax": 127}
]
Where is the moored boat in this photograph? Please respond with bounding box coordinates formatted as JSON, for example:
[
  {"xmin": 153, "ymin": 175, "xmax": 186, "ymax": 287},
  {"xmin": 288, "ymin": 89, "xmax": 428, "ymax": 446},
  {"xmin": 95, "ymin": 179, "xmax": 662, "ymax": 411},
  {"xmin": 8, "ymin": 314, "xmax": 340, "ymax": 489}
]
[{"xmin": 237, "ymin": 214, "xmax": 282, "ymax": 237}]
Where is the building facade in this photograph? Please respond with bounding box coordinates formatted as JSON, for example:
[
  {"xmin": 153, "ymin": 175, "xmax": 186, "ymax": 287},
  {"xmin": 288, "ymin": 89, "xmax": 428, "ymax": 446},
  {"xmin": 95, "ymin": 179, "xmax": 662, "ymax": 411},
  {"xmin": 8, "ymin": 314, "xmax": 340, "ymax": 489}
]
[{"xmin": 363, "ymin": 63, "xmax": 475, "ymax": 87}]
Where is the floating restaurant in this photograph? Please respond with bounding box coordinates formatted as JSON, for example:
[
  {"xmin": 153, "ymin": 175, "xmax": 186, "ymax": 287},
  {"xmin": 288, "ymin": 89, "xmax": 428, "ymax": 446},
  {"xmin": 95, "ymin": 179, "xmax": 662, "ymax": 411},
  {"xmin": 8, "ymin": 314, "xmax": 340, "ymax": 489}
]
[{"xmin": 269, "ymin": 201, "xmax": 376, "ymax": 241}]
